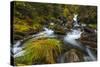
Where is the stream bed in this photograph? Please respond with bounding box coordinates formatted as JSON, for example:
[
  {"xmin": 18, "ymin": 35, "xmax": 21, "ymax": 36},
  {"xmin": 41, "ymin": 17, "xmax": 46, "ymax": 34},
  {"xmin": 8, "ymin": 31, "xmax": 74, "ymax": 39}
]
[{"xmin": 12, "ymin": 14, "xmax": 97, "ymax": 65}]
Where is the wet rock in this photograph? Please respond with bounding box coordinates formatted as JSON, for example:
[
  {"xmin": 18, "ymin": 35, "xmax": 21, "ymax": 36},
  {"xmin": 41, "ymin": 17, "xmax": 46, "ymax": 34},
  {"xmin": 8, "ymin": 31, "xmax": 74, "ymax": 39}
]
[
  {"xmin": 63, "ymin": 49, "xmax": 84, "ymax": 62},
  {"xmin": 14, "ymin": 32, "xmax": 26, "ymax": 37},
  {"xmin": 80, "ymin": 32, "xmax": 97, "ymax": 42},
  {"xmin": 13, "ymin": 27, "xmax": 42, "ymax": 41},
  {"xmin": 54, "ymin": 25, "xmax": 66, "ymax": 35},
  {"xmin": 80, "ymin": 41, "xmax": 97, "ymax": 48},
  {"xmin": 13, "ymin": 34, "xmax": 24, "ymax": 40},
  {"xmin": 83, "ymin": 27, "xmax": 96, "ymax": 33},
  {"xmin": 13, "ymin": 31, "xmax": 26, "ymax": 40},
  {"xmin": 66, "ymin": 21, "xmax": 73, "ymax": 31},
  {"xmin": 80, "ymin": 27, "xmax": 97, "ymax": 49},
  {"xmin": 58, "ymin": 16, "xmax": 67, "ymax": 26}
]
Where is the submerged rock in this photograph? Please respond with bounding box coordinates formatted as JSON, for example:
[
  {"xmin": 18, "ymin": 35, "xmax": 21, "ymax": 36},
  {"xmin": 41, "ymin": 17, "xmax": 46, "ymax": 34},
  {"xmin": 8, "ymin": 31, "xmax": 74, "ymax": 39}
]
[{"xmin": 63, "ymin": 49, "xmax": 84, "ymax": 62}]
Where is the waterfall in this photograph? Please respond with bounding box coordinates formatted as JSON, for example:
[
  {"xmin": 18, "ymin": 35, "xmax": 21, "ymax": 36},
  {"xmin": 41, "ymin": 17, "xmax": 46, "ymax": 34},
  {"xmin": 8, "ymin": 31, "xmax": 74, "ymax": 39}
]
[
  {"xmin": 64, "ymin": 14, "xmax": 82, "ymax": 48},
  {"xmin": 73, "ymin": 14, "xmax": 80, "ymax": 27}
]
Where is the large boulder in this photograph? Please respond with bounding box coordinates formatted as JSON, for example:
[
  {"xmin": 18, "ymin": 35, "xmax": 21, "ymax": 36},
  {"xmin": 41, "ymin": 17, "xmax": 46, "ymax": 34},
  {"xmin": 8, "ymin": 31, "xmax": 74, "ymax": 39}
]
[
  {"xmin": 80, "ymin": 27, "xmax": 97, "ymax": 49},
  {"xmin": 63, "ymin": 49, "xmax": 84, "ymax": 62}
]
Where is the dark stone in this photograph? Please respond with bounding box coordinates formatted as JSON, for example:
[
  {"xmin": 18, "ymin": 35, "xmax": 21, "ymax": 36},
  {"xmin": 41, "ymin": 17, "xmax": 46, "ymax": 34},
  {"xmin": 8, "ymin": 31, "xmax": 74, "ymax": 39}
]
[
  {"xmin": 54, "ymin": 26, "xmax": 66, "ymax": 35},
  {"xmin": 80, "ymin": 30, "xmax": 97, "ymax": 49},
  {"xmin": 13, "ymin": 34, "xmax": 24, "ymax": 40},
  {"xmin": 83, "ymin": 27, "xmax": 95, "ymax": 33},
  {"xmin": 80, "ymin": 41, "xmax": 97, "ymax": 48},
  {"xmin": 66, "ymin": 21, "xmax": 73, "ymax": 30},
  {"xmin": 58, "ymin": 16, "xmax": 67, "ymax": 26}
]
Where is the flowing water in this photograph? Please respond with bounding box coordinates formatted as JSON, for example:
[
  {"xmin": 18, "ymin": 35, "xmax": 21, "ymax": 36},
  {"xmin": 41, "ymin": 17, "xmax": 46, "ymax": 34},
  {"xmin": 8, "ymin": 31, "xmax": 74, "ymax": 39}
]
[
  {"xmin": 73, "ymin": 14, "xmax": 80, "ymax": 27},
  {"xmin": 64, "ymin": 29, "xmax": 82, "ymax": 48},
  {"xmin": 13, "ymin": 27, "xmax": 55, "ymax": 57},
  {"xmin": 63, "ymin": 28, "xmax": 96, "ymax": 61},
  {"xmin": 13, "ymin": 41, "xmax": 22, "ymax": 54},
  {"xmin": 63, "ymin": 14, "xmax": 96, "ymax": 61},
  {"xmin": 64, "ymin": 14, "xmax": 82, "ymax": 48},
  {"xmin": 12, "ymin": 14, "xmax": 96, "ymax": 61},
  {"xmin": 32, "ymin": 27, "xmax": 55, "ymax": 38}
]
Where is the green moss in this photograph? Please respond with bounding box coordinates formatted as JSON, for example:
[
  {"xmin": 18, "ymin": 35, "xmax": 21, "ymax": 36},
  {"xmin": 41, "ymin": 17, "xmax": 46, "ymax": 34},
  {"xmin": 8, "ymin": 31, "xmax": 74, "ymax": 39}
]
[
  {"xmin": 88, "ymin": 24, "xmax": 97, "ymax": 29},
  {"xmin": 32, "ymin": 23, "xmax": 42, "ymax": 30},
  {"xmin": 13, "ymin": 17, "xmax": 43, "ymax": 40},
  {"xmin": 13, "ymin": 17, "xmax": 31, "ymax": 32},
  {"xmin": 14, "ymin": 24, "xmax": 30, "ymax": 32},
  {"xmin": 15, "ymin": 38, "xmax": 62, "ymax": 65}
]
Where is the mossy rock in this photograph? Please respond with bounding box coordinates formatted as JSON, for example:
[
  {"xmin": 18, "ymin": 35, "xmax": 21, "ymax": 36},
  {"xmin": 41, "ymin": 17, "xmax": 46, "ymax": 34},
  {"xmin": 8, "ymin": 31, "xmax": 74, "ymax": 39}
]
[
  {"xmin": 54, "ymin": 26, "xmax": 66, "ymax": 35},
  {"xmin": 15, "ymin": 38, "xmax": 62, "ymax": 65},
  {"xmin": 63, "ymin": 49, "xmax": 84, "ymax": 62}
]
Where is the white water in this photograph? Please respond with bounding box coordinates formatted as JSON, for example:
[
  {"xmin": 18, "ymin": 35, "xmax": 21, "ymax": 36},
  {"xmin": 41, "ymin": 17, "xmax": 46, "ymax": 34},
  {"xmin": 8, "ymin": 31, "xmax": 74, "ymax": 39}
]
[
  {"xmin": 73, "ymin": 14, "xmax": 80, "ymax": 27},
  {"xmin": 13, "ymin": 41, "xmax": 22, "ymax": 54},
  {"xmin": 13, "ymin": 40, "xmax": 25, "ymax": 58},
  {"xmin": 64, "ymin": 14, "xmax": 82, "ymax": 47},
  {"xmin": 73, "ymin": 14, "xmax": 78, "ymax": 22},
  {"xmin": 13, "ymin": 27, "xmax": 55, "ymax": 58},
  {"xmin": 64, "ymin": 29, "xmax": 82, "ymax": 48},
  {"xmin": 43, "ymin": 27, "xmax": 54, "ymax": 36},
  {"xmin": 64, "ymin": 14, "xmax": 96, "ymax": 61},
  {"xmin": 14, "ymin": 51, "xmax": 25, "ymax": 57},
  {"xmin": 13, "ymin": 14, "xmax": 96, "ymax": 61},
  {"xmin": 32, "ymin": 27, "xmax": 55, "ymax": 37}
]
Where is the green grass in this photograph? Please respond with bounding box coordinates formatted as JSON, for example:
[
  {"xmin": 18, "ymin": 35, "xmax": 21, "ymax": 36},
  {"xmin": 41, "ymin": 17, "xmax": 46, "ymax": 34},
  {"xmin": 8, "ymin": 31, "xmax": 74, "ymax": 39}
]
[{"xmin": 15, "ymin": 38, "xmax": 62, "ymax": 65}]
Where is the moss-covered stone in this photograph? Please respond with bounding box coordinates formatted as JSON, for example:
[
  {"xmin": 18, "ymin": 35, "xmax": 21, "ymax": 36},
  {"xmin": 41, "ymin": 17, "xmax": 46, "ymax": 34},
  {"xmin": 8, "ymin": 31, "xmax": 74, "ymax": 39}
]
[{"xmin": 15, "ymin": 38, "xmax": 62, "ymax": 65}]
